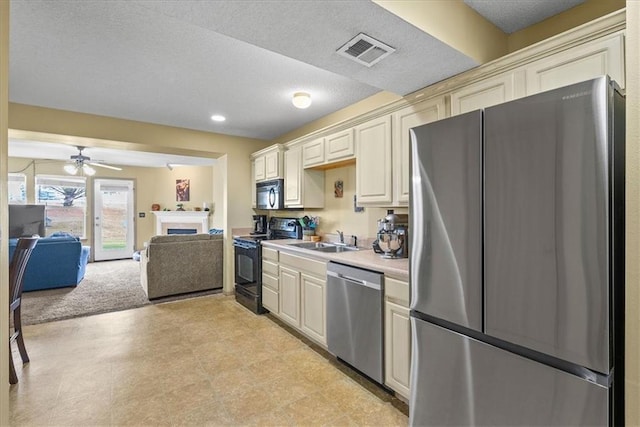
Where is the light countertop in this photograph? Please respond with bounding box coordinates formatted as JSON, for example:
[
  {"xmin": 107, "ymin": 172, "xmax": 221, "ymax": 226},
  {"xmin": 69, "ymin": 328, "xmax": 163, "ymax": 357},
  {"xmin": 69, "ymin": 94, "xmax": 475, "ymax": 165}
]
[{"xmin": 261, "ymin": 239, "xmax": 409, "ymax": 281}]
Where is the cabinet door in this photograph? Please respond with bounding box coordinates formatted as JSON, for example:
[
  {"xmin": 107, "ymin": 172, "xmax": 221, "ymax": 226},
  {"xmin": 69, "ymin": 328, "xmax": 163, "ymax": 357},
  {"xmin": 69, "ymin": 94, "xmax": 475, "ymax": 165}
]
[
  {"xmin": 254, "ymin": 156, "xmax": 266, "ymax": 181},
  {"xmin": 385, "ymin": 299, "xmax": 411, "ymax": 399},
  {"xmin": 265, "ymin": 151, "xmax": 280, "ymax": 179},
  {"xmin": 393, "ymin": 98, "xmax": 446, "ymax": 205},
  {"xmin": 303, "ymin": 137, "xmax": 325, "ymax": 168},
  {"xmin": 251, "ymin": 160, "xmax": 257, "ymax": 208},
  {"xmin": 301, "ymin": 273, "xmax": 326, "ymax": 345},
  {"xmin": 279, "ymin": 266, "xmax": 301, "ymax": 328},
  {"xmin": 325, "ymin": 129, "xmax": 355, "ymax": 162},
  {"xmin": 262, "ymin": 280, "xmax": 279, "ymax": 314},
  {"xmin": 525, "ymin": 32, "xmax": 625, "ymax": 95},
  {"xmin": 356, "ymin": 115, "xmax": 392, "ymax": 205},
  {"xmin": 451, "ymin": 73, "xmax": 515, "ymax": 116},
  {"xmin": 284, "ymin": 148, "xmax": 302, "ymax": 207}
]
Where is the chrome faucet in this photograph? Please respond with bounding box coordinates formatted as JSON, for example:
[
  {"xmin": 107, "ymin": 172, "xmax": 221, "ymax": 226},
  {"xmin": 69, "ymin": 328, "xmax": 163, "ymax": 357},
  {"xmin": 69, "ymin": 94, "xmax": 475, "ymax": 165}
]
[{"xmin": 336, "ymin": 230, "xmax": 344, "ymax": 244}]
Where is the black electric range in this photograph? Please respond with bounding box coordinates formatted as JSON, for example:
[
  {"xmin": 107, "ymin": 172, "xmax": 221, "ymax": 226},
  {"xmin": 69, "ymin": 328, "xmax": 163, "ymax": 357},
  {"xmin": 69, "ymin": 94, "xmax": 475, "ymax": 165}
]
[{"xmin": 233, "ymin": 217, "xmax": 301, "ymax": 314}]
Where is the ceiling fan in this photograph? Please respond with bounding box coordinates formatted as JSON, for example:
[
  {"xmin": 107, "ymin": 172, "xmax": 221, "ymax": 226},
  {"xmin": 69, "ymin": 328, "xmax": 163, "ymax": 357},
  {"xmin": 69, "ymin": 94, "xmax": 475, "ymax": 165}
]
[{"xmin": 64, "ymin": 146, "xmax": 123, "ymax": 176}]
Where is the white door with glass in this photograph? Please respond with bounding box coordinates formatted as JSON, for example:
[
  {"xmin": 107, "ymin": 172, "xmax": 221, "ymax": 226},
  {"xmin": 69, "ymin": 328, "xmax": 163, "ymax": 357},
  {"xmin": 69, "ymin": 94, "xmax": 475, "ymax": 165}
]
[{"xmin": 94, "ymin": 179, "xmax": 135, "ymax": 261}]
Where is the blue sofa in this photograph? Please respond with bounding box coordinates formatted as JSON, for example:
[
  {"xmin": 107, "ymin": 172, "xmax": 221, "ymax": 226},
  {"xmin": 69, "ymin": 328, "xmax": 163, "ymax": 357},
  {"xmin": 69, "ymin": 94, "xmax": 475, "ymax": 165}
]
[{"xmin": 9, "ymin": 234, "xmax": 91, "ymax": 292}]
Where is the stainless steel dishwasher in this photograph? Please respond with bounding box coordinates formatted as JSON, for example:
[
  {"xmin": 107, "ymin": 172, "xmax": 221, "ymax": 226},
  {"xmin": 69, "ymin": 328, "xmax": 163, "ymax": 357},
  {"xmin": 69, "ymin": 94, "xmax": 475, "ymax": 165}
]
[{"xmin": 326, "ymin": 261, "xmax": 384, "ymax": 384}]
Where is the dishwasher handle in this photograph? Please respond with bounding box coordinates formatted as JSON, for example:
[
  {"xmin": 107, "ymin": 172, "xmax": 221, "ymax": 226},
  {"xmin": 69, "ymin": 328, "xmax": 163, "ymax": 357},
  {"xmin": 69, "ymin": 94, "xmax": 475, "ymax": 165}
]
[{"xmin": 327, "ymin": 270, "xmax": 381, "ymax": 291}]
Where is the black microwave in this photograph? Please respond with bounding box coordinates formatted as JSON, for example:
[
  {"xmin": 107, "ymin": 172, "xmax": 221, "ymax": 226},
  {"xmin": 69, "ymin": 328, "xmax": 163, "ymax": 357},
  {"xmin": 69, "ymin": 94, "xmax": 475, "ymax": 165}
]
[{"xmin": 256, "ymin": 179, "xmax": 284, "ymax": 210}]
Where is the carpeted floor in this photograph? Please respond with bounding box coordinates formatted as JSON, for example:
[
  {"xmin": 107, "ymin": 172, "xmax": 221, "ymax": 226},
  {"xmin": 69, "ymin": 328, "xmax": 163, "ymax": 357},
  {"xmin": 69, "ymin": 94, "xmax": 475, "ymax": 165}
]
[{"xmin": 20, "ymin": 259, "xmax": 150, "ymax": 325}]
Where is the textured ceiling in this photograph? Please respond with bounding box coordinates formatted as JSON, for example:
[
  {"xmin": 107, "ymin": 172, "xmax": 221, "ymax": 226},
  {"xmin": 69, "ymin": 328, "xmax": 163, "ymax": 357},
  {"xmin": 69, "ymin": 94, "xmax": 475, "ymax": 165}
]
[
  {"xmin": 464, "ymin": 0, "xmax": 585, "ymax": 34},
  {"xmin": 9, "ymin": 0, "xmax": 587, "ymax": 166}
]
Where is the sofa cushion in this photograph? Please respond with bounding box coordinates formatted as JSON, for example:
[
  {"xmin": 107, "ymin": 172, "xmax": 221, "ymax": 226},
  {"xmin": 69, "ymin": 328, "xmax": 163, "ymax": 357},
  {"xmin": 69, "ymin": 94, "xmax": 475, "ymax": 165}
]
[{"xmin": 149, "ymin": 233, "xmax": 212, "ymax": 244}]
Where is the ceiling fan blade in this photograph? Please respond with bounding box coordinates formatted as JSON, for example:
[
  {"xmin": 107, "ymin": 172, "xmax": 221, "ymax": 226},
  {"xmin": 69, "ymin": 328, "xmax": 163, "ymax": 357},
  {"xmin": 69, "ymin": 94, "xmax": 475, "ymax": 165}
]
[{"xmin": 89, "ymin": 162, "xmax": 122, "ymax": 171}]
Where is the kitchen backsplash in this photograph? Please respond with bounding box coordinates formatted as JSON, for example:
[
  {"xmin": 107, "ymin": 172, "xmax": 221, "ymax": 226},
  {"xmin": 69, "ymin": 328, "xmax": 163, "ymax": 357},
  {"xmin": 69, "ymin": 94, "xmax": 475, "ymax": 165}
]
[{"xmin": 267, "ymin": 164, "xmax": 408, "ymax": 243}]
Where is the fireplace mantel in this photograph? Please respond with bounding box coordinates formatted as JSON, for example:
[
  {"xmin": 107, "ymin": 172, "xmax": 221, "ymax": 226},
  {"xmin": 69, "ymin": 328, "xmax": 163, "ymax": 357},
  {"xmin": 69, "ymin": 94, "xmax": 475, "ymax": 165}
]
[{"xmin": 151, "ymin": 211, "xmax": 210, "ymax": 235}]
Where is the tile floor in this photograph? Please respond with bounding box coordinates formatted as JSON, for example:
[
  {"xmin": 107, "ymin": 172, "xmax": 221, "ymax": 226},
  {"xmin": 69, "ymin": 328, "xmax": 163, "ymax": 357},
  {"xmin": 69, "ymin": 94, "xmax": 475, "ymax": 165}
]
[{"xmin": 10, "ymin": 294, "xmax": 408, "ymax": 426}]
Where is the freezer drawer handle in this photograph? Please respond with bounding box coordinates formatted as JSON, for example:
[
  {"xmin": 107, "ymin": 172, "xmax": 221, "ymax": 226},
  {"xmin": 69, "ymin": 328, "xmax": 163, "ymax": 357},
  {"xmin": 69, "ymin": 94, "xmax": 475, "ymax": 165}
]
[{"xmin": 327, "ymin": 270, "xmax": 381, "ymax": 290}]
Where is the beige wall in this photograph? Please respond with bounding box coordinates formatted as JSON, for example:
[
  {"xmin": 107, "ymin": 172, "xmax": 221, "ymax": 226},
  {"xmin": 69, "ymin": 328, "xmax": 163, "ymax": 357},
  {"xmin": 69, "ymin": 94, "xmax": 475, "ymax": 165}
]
[
  {"xmin": 0, "ymin": 0, "xmax": 9, "ymax": 423},
  {"xmin": 626, "ymin": 2, "xmax": 639, "ymax": 425},
  {"xmin": 272, "ymin": 92, "xmax": 401, "ymax": 145},
  {"xmin": 375, "ymin": 0, "xmax": 624, "ymax": 64},
  {"xmin": 8, "ymin": 157, "xmax": 215, "ymax": 251},
  {"xmin": 508, "ymin": 0, "xmax": 625, "ymax": 53},
  {"xmin": 374, "ymin": 0, "xmax": 507, "ymax": 63}
]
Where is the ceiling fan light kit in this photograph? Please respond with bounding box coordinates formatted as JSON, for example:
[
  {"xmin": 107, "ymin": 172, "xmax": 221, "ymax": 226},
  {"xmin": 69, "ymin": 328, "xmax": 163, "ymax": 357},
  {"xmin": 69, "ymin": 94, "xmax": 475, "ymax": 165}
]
[
  {"xmin": 292, "ymin": 92, "xmax": 312, "ymax": 109},
  {"xmin": 64, "ymin": 146, "xmax": 122, "ymax": 175}
]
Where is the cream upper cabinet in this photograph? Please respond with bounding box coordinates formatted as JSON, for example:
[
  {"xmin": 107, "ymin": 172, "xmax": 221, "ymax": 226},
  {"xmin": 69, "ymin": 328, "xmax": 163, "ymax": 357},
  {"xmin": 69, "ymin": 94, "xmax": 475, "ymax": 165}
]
[
  {"xmin": 252, "ymin": 145, "xmax": 284, "ymax": 182},
  {"xmin": 384, "ymin": 276, "xmax": 411, "ymax": 399},
  {"xmin": 325, "ymin": 129, "xmax": 355, "ymax": 162},
  {"xmin": 355, "ymin": 115, "xmax": 392, "ymax": 205},
  {"xmin": 285, "ymin": 147, "xmax": 324, "ymax": 209},
  {"xmin": 525, "ymin": 32, "xmax": 625, "ymax": 95},
  {"xmin": 284, "ymin": 148, "xmax": 302, "ymax": 207},
  {"xmin": 303, "ymin": 137, "xmax": 325, "ymax": 168},
  {"xmin": 392, "ymin": 98, "xmax": 446, "ymax": 205},
  {"xmin": 264, "ymin": 150, "xmax": 281, "ymax": 180},
  {"xmin": 303, "ymin": 129, "xmax": 355, "ymax": 169},
  {"xmin": 254, "ymin": 156, "xmax": 266, "ymax": 181},
  {"xmin": 250, "ymin": 160, "xmax": 257, "ymax": 208},
  {"xmin": 451, "ymin": 72, "xmax": 518, "ymax": 116}
]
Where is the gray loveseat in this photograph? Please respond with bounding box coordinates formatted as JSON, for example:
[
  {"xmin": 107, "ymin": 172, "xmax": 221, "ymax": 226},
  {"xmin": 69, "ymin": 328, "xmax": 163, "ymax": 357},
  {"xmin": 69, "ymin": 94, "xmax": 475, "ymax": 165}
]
[{"xmin": 140, "ymin": 233, "xmax": 223, "ymax": 299}]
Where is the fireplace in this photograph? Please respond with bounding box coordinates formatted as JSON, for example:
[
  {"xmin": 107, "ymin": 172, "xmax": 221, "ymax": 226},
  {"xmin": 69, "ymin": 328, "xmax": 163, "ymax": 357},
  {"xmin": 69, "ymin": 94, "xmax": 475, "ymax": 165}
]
[
  {"xmin": 151, "ymin": 211, "xmax": 210, "ymax": 235},
  {"xmin": 167, "ymin": 228, "xmax": 197, "ymax": 235}
]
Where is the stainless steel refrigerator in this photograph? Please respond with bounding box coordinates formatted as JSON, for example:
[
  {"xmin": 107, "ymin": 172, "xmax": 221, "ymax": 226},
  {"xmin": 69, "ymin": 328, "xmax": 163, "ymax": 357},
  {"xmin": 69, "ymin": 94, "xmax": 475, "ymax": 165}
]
[{"xmin": 409, "ymin": 76, "xmax": 624, "ymax": 426}]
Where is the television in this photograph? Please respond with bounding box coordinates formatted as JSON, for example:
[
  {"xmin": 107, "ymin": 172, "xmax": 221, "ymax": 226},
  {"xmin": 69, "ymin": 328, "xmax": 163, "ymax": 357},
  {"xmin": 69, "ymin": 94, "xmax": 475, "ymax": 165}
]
[{"xmin": 8, "ymin": 204, "xmax": 46, "ymax": 238}]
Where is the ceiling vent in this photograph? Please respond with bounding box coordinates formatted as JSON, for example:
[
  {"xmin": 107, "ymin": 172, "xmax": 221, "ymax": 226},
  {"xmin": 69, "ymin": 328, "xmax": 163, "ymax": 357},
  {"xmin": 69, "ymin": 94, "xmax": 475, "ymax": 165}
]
[{"xmin": 336, "ymin": 33, "xmax": 395, "ymax": 67}]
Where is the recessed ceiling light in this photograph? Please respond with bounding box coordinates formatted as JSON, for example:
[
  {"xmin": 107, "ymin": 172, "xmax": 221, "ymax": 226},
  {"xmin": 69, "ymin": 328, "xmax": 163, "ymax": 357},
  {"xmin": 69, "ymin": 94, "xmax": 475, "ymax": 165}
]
[{"xmin": 211, "ymin": 115, "xmax": 226, "ymax": 122}]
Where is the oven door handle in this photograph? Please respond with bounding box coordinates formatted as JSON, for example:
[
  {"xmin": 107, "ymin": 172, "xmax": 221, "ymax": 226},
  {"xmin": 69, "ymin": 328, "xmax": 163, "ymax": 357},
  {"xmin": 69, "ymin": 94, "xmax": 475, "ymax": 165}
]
[{"xmin": 233, "ymin": 240, "xmax": 258, "ymax": 250}]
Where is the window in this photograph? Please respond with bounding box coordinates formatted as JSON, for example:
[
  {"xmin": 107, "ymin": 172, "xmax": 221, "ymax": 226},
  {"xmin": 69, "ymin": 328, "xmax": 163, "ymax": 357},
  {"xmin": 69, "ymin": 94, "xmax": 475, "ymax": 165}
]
[
  {"xmin": 35, "ymin": 175, "xmax": 87, "ymax": 238},
  {"xmin": 8, "ymin": 173, "xmax": 27, "ymax": 204}
]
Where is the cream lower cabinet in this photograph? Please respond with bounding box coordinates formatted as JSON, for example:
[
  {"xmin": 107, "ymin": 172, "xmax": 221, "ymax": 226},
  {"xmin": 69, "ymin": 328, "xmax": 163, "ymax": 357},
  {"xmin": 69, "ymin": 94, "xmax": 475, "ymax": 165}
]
[
  {"xmin": 279, "ymin": 265, "xmax": 300, "ymax": 327},
  {"xmin": 273, "ymin": 251, "xmax": 327, "ymax": 346},
  {"xmin": 384, "ymin": 276, "xmax": 410, "ymax": 399},
  {"xmin": 261, "ymin": 247, "xmax": 279, "ymax": 313},
  {"xmin": 300, "ymin": 273, "xmax": 326, "ymax": 344}
]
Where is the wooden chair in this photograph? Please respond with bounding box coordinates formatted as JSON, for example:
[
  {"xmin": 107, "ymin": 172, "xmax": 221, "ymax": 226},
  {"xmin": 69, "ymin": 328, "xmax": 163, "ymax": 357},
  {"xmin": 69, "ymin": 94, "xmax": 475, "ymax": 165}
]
[{"xmin": 9, "ymin": 237, "xmax": 38, "ymax": 384}]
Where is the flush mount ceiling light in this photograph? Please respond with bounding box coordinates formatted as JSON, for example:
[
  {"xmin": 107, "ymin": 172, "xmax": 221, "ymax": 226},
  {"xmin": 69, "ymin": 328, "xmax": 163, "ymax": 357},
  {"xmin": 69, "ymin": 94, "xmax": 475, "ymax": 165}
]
[
  {"xmin": 211, "ymin": 114, "xmax": 226, "ymax": 122},
  {"xmin": 292, "ymin": 92, "xmax": 312, "ymax": 109}
]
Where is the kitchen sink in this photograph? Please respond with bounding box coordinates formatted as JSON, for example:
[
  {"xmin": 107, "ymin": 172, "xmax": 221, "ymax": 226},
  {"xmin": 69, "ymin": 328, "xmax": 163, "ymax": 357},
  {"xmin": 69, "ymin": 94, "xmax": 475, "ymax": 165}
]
[
  {"xmin": 288, "ymin": 242, "xmax": 359, "ymax": 252},
  {"xmin": 288, "ymin": 242, "xmax": 336, "ymax": 249},
  {"xmin": 313, "ymin": 245, "xmax": 359, "ymax": 253}
]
